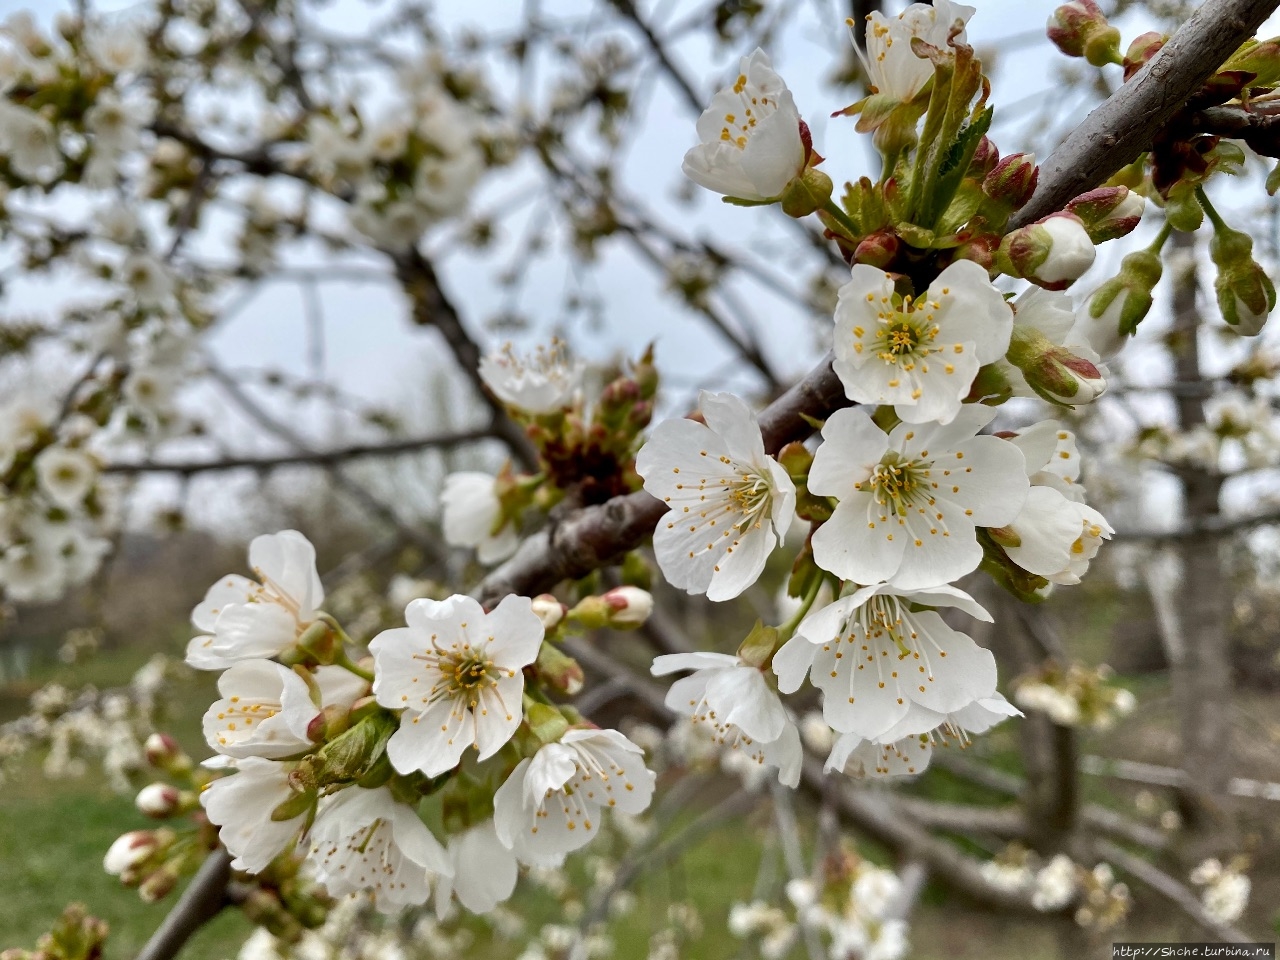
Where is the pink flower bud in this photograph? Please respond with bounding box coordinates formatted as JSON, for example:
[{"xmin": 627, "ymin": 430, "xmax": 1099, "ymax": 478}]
[
  {"xmin": 602, "ymin": 586, "xmax": 653, "ymax": 627},
  {"xmin": 969, "ymin": 136, "xmax": 1001, "ymax": 179},
  {"xmin": 984, "ymin": 153, "xmax": 1039, "ymax": 210},
  {"xmin": 1006, "ymin": 328, "xmax": 1107, "ymax": 405},
  {"xmin": 144, "ymin": 732, "xmax": 191, "ymax": 775},
  {"xmin": 135, "ymin": 783, "xmax": 183, "ymax": 819},
  {"xmin": 1047, "ymin": 0, "xmax": 1122, "ymax": 66},
  {"xmin": 104, "ymin": 831, "xmax": 159, "ymax": 876},
  {"xmin": 1124, "ymin": 32, "xmax": 1165, "ymax": 80},
  {"xmin": 1066, "ymin": 186, "xmax": 1145, "ymax": 242},
  {"xmin": 853, "ymin": 231, "xmax": 899, "ymax": 269},
  {"xmin": 999, "ymin": 214, "xmax": 1096, "ymax": 289}
]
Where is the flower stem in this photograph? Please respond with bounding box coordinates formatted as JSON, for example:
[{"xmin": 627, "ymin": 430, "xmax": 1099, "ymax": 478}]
[
  {"xmin": 821, "ymin": 198, "xmax": 861, "ymax": 240},
  {"xmin": 1147, "ymin": 221, "xmax": 1173, "ymax": 254},
  {"xmin": 775, "ymin": 572, "xmax": 827, "ymax": 644},
  {"xmin": 319, "ymin": 613, "xmax": 375, "ymax": 682},
  {"xmin": 1194, "ymin": 185, "xmax": 1227, "ymax": 232}
]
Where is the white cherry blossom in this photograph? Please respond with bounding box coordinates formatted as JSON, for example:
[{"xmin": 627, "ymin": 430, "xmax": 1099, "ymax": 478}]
[
  {"xmin": 832, "ymin": 260, "xmax": 1013, "ymax": 424},
  {"xmin": 637, "ymin": 391, "xmax": 796, "ymax": 601},
  {"xmin": 0, "ymin": 103, "xmax": 62, "ymax": 182},
  {"xmin": 33, "ymin": 445, "xmax": 97, "ymax": 509},
  {"xmin": 772, "ymin": 582, "xmax": 997, "ymax": 739},
  {"xmin": 1004, "ymin": 422, "xmax": 1112, "ymax": 584},
  {"xmin": 808, "ymin": 405, "xmax": 1027, "ymax": 589},
  {"xmin": 369, "ymin": 594, "xmax": 543, "ymax": 777},
  {"xmin": 307, "ymin": 786, "xmax": 451, "ymax": 913},
  {"xmin": 682, "ymin": 48, "xmax": 806, "ymax": 202},
  {"xmin": 478, "ymin": 339, "xmax": 583, "ymax": 415},
  {"xmin": 653, "ymin": 651, "xmax": 800, "ymax": 787},
  {"xmin": 441, "ymin": 472, "xmax": 519, "ymax": 564},
  {"xmin": 493, "ymin": 729, "xmax": 656, "ymax": 867},
  {"xmin": 825, "ymin": 695, "xmax": 1017, "ymax": 780},
  {"xmin": 200, "ymin": 757, "xmax": 309, "ymax": 873},
  {"xmin": 432, "ymin": 820, "xmax": 519, "ymax": 918},
  {"xmin": 203, "ymin": 661, "xmax": 367, "ymax": 760},
  {"xmin": 186, "ymin": 530, "xmax": 325, "ymax": 670},
  {"xmin": 858, "ymin": 0, "xmax": 976, "ymax": 102}
]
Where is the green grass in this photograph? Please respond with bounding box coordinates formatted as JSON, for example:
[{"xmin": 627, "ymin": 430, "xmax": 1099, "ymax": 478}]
[{"xmin": 0, "ymin": 785, "xmax": 251, "ymax": 957}]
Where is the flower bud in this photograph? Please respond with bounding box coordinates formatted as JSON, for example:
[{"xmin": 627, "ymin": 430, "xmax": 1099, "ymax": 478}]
[
  {"xmin": 534, "ymin": 643, "xmax": 585, "ymax": 696},
  {"xmin": 968, "ymin": 136, "xmax": 1001, "ymax": 179},
  {"xmin": 567, "ymin": 587, "xmax": 654, "ymax": 630},
  {"xmin": 984, "ymin": 153, "xmax": 1039, "ymax": 210},
  {"xmin": 144, "ymin": 732, "xmax": 191, "ymax": 776},
  {"xmin": 999, "ymin": 214, "xmax": 1096, "ymax": 289},
  {"xmin": 1124, "ymin": 32, "xmax": 1165, "ymax": 80},
  {"xmin": 1211, "ymin": 226, "xmax": 1277, "ymax": 336},
  {"xmin": 601, "ymin": 586, "xmax": 653, "ymax": 627},
  {"xmin": 139, "ymin": 863, "xmax": 182, "ymax": 903},
  {"xmin": 531, "ymin": 594, "xmax": 566, "ymax": 631},
  {"xmin": 104, "ymin": 829, "xmax": 169, "ymax": 879},
  {"xmin": 309, "ymin": 712, "xmax": 396, "ymax": 786},
  {"xmin": 853, "ymin": 230, "xmax": 900, "ymax": 269},
  {"xmin": 135, "ymin": 783, "xmax": 186, "ymax": 819},
  {"xmin": 1047, "ymin": 0, "xmax": 1122, "ymax": 66},
  {"xmin": 524, "ymin": 701, "xmax": 571, "ymax": 745},
  {"xmin": 1066, "ymin": 186, "xmax": 1144, "ymax": 243},
  {"xmin": 1080, "ymin": 248, "xmax": 1163, "ymax": 355},
  {"xmin": 1004, "ymin": 327, "xmax": 1107, "ymax": 405},
  {"xmin": 780, "ymin": 167, "xmax": 834, "ymax": 219}
]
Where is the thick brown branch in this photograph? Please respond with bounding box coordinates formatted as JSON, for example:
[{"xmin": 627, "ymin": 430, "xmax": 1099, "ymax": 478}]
[{"xmin": 1011, "ymin": 0, "xmax": 1280, "ymax": 228}]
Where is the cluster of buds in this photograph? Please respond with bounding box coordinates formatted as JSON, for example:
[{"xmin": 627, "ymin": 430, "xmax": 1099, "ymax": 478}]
[
  {"xmin": 1013, "ymin": 662, "xmax": 1136, "ymax": 730},
  {"xmin": 103, "ymin": 733, "xmax": 212, "ymax": 902},
  {"xmin": 0, "ymin": 904, "xmax": 109, "ymax": 960},
  {"xmin": 1046, "ymin": 0, "xmax": 1122, "ymax": 67},
  {"xmin": 1073, "ymin": 862, "xmax": 1132, "ymax": 932}
]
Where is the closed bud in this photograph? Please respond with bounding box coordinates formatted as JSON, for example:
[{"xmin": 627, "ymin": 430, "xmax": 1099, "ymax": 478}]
[
  {"xmin": 525, "ymin": 701, "xmax": 571, "ymax": 745},
  {"xmin": 853, "ymin": 231, "xmax": 899, "ymax": 269},
  {"xmin": 1005, "ymin": 327, "xmax": 1107, "ymax": 405},
  {"xmin": 998, "ymin": 214, "xmax": 1096, "ymax": 289},
  {"xmin": 1211, "ymin": 226, "xmax": 1277, "ymax": 336},
  {"xmin": 780, "ymin": 167, "xmax": 834, "ymax": 219},
  {"xmin": 138, "ymin": 863, "xmax": 181, "ymax": 903},
  {"xmin": 1047, "ymin": 0, "xmax": 1121, "ymax": 66},
  {"xmin": 531, "ymin": 594, "xmax": 565, "ymax": 631},
  {"xmin": 1066, "ymin": 186, "xmax": 1144, "ymax": 242},
  {"xmin": 601, "ymin": 586, "xmax": 653, "ymax": 628},
  {"xmin": 135, "ymin": 783, "xmax": 187, "ymax": 819},
  {"xmin": 310, "ymin": 712, "xmax": 395, "ymax": 786},
  {"xmin": 1080, "ymin": 248, "xmax": 1163, "ymax": 356},
  {"xmin": 951, "ymin": 233, "xmax": 1001, "ymax": 271},
  {"xmin": 984, "ymin": 153, "xmax": 1039, "ymax": 210},
  {"xmin": 968, "ymin": 136, "xmax": 1001, "ymax": 179},
  {"xmin": 104, "ymin": 829, "xmax": 171, "ymax": 879},
  {"xmin": 567, "ymin": 587, "xmax": 654, "ymax": 630},
  {"xmin": 144, "ymin": 732, "xmax": 191, "ymax": 776},
  {"xmin": 533, "ymin": 643, "xmax": 584, "ymax": 696},
  {"xmin": 1124, "ymin": 32, "xmax": 1165, "ymax": 80},
  {"xmin": 295, "ymin": 619, "xmax": 336, "ymax": 664}
]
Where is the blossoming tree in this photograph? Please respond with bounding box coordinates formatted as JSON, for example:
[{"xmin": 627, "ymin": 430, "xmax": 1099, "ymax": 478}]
[{"xmin": 1, "ymin": 0, "xmax": 1278, "ymax": 957}]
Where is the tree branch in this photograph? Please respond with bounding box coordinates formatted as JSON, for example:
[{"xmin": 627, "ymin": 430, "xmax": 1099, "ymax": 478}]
[
  {"xmin": 135, "ymin": 850, "xmax": 232, "ymax": 960},
  {"xmin": 103, "ymin": 427, "xmax": 498, "ymax": 476},
  {"xmin": 1010, "ymin": 0, "xmax": 1280, "ymax": 228},
  {"xmin": 1093, "ymin": 839, "xmax": 1255, "ymax": 944}
]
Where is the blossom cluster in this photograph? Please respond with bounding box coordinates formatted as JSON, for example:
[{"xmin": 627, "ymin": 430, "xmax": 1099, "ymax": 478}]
[{"xmin": 161, "ymin": 531, "xmax": 657, "ymax": 917}]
